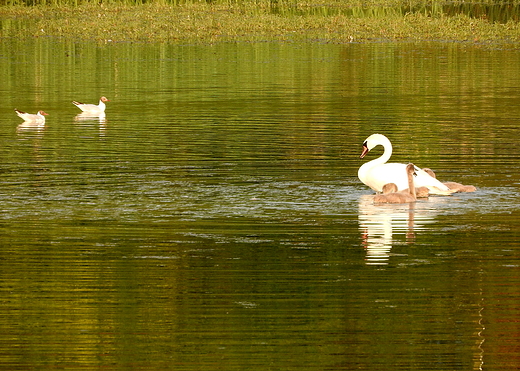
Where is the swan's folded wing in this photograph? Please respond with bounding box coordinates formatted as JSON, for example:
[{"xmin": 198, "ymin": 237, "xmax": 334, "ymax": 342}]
[{"xmin": 414, "ymin": 168, "xmax": 452, "ymax": 194}]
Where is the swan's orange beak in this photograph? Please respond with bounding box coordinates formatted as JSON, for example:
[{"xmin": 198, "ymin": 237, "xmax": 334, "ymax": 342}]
[{"xmin": 360, "ymin": 143, "xmax": 369, "ymax": 159}]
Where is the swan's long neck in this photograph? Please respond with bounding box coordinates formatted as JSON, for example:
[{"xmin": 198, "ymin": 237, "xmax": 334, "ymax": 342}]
[
  {"xmin": 376, "ymin": 137, "xmax": 393, "ymax": 166},
  {"xmin": 98, "ymin": 100, "xmax": 106, "ymax": 109},
  {"xmin": 357, "ymin": 135, "xmax": 393, "ymax": 186},
  {"xmin": 407, "ymin": 166, "xmax": 416, "ymax": 200}
]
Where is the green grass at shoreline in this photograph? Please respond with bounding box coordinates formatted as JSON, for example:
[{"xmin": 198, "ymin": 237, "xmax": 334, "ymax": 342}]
[{"xmin": 2, "ymin": 1, "xmax": 520, "ymax": 44}]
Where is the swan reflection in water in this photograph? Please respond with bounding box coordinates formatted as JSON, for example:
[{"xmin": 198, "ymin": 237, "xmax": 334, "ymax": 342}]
[{"xmin": 358, "ymin": 194, "xmax": 437, "ymax": 265}]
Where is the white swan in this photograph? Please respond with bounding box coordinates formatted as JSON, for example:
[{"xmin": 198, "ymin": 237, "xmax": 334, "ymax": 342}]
[
  {"xmin": 358, "ymin": 134, "xmax": 452, "ymax": 195},
  {"xmin": 72, "ymin": 96, "xmax": 109, "ymax": 114}
]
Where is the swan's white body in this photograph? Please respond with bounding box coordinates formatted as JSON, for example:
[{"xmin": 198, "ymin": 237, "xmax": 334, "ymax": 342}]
[
  {"xmin": 72, "ymin": 96, "xmax": 109, "ymax": 114},
  {"xmin": 15, "ymin": 109, "xmax": 48, "ymax": 124},
  {"xmin": 358, "ymin": 134, "xmax": 452, "ymax": 195}
]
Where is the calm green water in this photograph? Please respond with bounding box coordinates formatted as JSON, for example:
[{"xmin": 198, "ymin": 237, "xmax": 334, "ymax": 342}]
[{"xmin": 0, "ymin": 39, "xmax": 519, "ymax": 370}]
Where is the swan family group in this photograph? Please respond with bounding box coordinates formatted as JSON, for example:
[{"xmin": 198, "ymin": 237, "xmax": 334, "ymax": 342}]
[
  {"xmin": 358, "ymin": 133, "xmax": 476, "ymax": 204},
  {"xmin": 14, "ymin": 96, "xmax": 109, "ymax": 125},
  {"xmin": 15, "ymin": 102, "xmax": 476, "ymax": 203}
]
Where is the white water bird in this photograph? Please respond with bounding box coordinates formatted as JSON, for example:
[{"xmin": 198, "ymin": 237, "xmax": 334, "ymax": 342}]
[
  {"xmin": 358, "ymin": 133, "xmax": 453, "ymax": 195},
  {"xmin": 72, "ymin": 96, "xmax": 109, "ymax": 114},
  {"xmin": 15, "ymin": 109, "xmax": 49, "ymax": 124}
]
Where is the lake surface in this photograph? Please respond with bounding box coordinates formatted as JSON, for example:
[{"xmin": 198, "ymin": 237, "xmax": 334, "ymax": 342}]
[{"xmin": 0, "ymin": 39, "xmax": 518, "ymax": 370}]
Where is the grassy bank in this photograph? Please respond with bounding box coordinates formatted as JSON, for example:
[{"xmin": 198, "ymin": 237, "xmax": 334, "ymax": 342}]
[{"xmin": 2, "ymin": 1, "xmax": 520, "ymax": 44}]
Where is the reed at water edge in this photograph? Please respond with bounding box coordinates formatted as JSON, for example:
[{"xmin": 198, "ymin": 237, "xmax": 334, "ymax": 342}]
[{"xmin": 2, "ymin": 0, "xmax": 520, "ymax": 43}]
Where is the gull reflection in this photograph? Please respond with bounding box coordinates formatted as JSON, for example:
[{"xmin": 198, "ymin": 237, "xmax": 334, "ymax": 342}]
[
  {"xmin": 17, "ymin": 121, "xmax": 46, "ymax": 134},
  {"xmin": 75, "ymin": 112, "xmax": 107, "ymax": 136},
  {"xmin": 358, "ymin": 194, "xmax": 436, "ymax": 265},
  {"xmin": 75, "ymin": 112, "xmax": 106, "ymax": 123}
]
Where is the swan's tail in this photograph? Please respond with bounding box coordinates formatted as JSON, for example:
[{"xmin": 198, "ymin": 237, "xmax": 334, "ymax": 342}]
[{"xmin": 425, "ymin": 185, "xmax": 457, "ymax": 195}]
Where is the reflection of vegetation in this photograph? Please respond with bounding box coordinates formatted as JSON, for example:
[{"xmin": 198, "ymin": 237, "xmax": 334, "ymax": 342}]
[{"xmin": 1, "ymin": 1, "xmax": 520, "ymax": 43}]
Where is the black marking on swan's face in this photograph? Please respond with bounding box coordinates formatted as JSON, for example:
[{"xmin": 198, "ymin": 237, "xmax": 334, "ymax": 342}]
[{"xmin": 360, "ymin": 141, "xmax": 370, "ymax": 159}]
